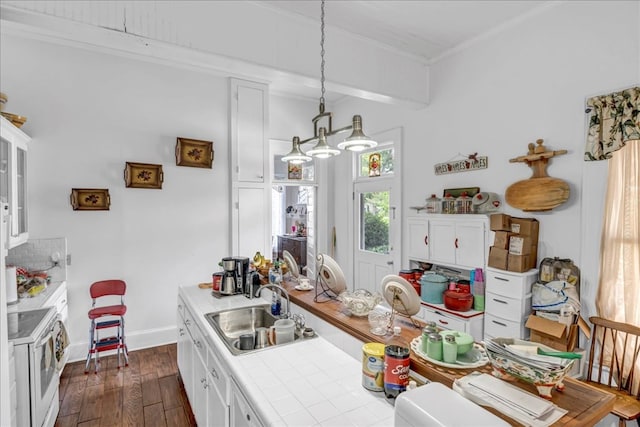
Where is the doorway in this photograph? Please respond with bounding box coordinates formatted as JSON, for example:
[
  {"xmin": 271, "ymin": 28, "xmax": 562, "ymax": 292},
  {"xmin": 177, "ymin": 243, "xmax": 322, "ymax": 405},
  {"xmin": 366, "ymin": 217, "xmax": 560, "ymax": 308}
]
[
  {"xmin": 352, "ymin": 128, "xmax": 402, "ymax": 294},
  {"xmin": 270, "ymin": 140, "xmax": 317, "ymax": 278}
]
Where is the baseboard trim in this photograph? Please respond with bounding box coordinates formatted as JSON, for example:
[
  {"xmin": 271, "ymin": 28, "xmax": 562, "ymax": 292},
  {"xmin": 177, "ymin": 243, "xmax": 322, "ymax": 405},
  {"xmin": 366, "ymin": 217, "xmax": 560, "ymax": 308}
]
[{"xmin": 67, "ymin": 326, "xmax": 177, "ymax": 363}]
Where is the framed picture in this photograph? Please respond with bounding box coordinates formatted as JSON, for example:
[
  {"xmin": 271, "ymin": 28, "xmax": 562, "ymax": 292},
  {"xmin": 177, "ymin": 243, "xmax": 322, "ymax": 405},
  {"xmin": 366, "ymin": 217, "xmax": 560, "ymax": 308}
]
[
  {"xmin": 70, "ymin": 188, "xmax": 111, "ymax": 211},
  {"xmin": 175, "ymin": 137, "xmax": 214, "ymax": 168},
  {"xmin": 442, "ymin": 187, "xmax": 480, "ymax": 198},
  {"xmin": 124, "ymin": 162, "xmax": 163, "ymax": 189},
  {"xmin": 287, "ymin": 162, "xmax": 302, "ymax": 180}
]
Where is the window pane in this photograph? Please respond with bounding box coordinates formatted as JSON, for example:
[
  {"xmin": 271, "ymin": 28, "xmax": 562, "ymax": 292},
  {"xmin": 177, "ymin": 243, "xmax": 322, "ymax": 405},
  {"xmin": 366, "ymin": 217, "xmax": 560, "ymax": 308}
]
[
  {"xmin": 359, "ymin": 148, "xmax": 394, "ymax": 177},
  {"xmin": 360, "ymin": 191, "xmax": 389, "ymax": 253}
]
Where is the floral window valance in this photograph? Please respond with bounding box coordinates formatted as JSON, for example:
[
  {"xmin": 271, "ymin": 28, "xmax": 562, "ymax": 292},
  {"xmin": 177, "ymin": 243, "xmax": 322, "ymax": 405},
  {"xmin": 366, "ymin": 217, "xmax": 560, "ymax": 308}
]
[{"xmin": 585, "ymin": 86, "xmax": 640, "ymax": 161}]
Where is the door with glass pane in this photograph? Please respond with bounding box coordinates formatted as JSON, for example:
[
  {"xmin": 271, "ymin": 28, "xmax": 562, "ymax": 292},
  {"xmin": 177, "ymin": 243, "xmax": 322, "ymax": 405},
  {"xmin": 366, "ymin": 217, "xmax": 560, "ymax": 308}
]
[{"xmin": 353, "ymin": 137, "xmax": 401, "ymax": 294}]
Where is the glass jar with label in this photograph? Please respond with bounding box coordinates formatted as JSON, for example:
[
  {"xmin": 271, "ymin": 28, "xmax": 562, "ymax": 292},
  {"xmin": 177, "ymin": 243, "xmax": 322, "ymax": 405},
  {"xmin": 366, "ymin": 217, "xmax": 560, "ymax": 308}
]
[
  {"xmin": 442, "ymin": 193, "xmax": 456, "ymax": 214},
  {"xmin": 455, "ymin": 191, "xmax": 472, "ymax": 214},
  {"xmin": 425, "ymin": 194, "xmax": 441, "ymax": 213}
]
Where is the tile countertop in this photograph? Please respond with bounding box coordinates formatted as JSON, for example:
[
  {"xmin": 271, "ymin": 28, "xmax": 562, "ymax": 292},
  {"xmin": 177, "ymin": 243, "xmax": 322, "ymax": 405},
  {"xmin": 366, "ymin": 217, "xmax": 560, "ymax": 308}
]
[
  {"xmin": 12, "ymin": 281, "xmax": 66, "ymax": 312},
  {"xmin": 179, "ymin": 285, "xmax": 395, "ymax": 427}
]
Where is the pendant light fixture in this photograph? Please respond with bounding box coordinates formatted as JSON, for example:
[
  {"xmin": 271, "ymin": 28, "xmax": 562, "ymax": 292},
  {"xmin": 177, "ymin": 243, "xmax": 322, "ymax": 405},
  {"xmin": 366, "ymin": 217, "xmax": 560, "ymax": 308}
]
[
  {"xmin": 281, "ymin": 136, "xmax": 312, "ymax": 164},
  {"xmin": 284, "ymin": 0, "xmax": 377, "ymax": 164}
]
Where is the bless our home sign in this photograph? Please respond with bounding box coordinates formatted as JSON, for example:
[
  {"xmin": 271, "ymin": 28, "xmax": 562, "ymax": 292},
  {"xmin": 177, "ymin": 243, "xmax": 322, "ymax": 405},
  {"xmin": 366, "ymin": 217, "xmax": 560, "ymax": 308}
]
[{"xmin": 434, "ymin": 155, "xmax": 488, "ymax": 175}]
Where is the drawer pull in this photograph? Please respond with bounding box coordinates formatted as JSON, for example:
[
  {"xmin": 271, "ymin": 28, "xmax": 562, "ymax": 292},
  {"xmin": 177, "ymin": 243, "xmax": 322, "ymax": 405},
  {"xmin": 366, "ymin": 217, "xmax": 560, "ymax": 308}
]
[
  {"xmin": 438, "ymin": 319, "xmax": 449, "ymax": 325},
  {"xmin": 492, "ymin": 320, "xmax": 507, "ymax": 327},
  {"xmin": 494, "ymin": 276, "xmax": 510, "ymax": 282},
  {"xmin": 492, "ymin": 298, "xmax": 508, "ymax": 304}
]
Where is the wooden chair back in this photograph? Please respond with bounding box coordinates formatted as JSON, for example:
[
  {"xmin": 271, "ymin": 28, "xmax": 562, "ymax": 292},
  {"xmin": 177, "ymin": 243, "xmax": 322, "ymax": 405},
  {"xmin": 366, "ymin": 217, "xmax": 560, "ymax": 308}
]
[{"xmin": 586, "ymin": 316, "xmax": 640, "ymax": 426}]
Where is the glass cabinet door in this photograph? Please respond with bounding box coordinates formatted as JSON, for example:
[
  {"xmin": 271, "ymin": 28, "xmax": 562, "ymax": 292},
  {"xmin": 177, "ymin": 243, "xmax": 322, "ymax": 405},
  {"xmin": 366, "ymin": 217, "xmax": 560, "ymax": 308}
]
[
  {"xmin": 0, "ymin": 137, "xmax": 8, "ymax": 204},
  {"xmin": 15, "ymin": 144, "xmax": 27, "ymax": 236}
]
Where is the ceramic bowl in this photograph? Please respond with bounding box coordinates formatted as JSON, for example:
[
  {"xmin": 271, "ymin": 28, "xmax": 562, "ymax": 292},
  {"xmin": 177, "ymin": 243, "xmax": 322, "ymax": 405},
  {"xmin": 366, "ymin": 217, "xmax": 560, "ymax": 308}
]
[
  {"xmin": 439, "ymin": 330, "xmax": 474, "ymax": 355},
  {"xmin": 484, "ymin": 338, "xmax": 575, "ymax": 399}
]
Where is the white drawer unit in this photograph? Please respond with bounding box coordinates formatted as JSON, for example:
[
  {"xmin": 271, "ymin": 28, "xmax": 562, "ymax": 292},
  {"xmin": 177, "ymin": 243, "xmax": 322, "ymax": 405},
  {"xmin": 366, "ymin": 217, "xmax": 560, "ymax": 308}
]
[
  {"xmin": 485, "ymin": 292, "xmax": 531, "ymax": 322},
  {"xmin": 484, "ymin": 313, "xmax": 528, "ymax": 339},
  {"xmin": 421, "ymin": 304, "xmax": 485, "ymax": 342},
  {"xmin": 485, "ymin": 268, "xmax": 537, "ymax": 298},
  {"xmin": 484, "ymin": 268, "xmax": 538, "ymax": 340}
]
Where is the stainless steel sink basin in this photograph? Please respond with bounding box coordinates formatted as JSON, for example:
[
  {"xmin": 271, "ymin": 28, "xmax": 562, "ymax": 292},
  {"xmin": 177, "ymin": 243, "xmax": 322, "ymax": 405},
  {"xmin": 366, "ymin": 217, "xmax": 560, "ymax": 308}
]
[{"xmin": 204, "ymin": 305, "xmax": 315, "ymax": 355}]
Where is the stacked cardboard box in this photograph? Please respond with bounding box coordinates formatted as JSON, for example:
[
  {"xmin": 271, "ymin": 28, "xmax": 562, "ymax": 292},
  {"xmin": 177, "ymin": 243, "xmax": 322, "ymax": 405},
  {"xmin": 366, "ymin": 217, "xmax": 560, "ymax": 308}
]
[{"xmin": 488, "ymin": 214, "xmax": 539, "ymax": 272}]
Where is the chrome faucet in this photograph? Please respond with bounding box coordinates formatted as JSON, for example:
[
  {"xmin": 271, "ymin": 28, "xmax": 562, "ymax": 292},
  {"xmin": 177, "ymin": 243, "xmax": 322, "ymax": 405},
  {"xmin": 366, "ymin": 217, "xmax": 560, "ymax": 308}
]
[{"xmin": 255, "ymin": 284, "xmax": 290, "ymax": 318}]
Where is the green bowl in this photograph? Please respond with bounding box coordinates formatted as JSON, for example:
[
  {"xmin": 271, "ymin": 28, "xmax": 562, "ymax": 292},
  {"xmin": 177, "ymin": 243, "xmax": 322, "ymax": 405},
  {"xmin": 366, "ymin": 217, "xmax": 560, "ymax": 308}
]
[{"xmin": 439, "ymin": 330, "xmax": 474, "ymax": 355}]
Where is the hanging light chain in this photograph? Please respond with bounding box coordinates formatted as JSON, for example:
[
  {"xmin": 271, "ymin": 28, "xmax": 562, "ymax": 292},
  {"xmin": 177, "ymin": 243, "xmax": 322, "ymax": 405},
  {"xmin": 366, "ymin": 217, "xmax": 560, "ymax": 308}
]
[{"xmin": 319, "ymin": 0, "xmax": 326, "ymax": 113}]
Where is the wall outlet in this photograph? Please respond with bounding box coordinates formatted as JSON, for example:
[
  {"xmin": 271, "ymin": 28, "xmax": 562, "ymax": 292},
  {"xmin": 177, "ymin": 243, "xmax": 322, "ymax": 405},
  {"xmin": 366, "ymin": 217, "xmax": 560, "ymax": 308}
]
[{"xmin": 50, "ymin": 252, "xmax": 61, "ymax": 267}]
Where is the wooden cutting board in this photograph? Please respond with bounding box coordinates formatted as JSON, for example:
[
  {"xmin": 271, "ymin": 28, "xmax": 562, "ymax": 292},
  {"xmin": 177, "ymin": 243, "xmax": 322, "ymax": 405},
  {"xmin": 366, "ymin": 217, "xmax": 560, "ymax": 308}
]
[
  {"xmin": 506, "ymin": 139, "xmax": 569, "ymax": 212},
  {"xmin": 505, "ymin": 177, "xmax": 570, "ymax": 212}
]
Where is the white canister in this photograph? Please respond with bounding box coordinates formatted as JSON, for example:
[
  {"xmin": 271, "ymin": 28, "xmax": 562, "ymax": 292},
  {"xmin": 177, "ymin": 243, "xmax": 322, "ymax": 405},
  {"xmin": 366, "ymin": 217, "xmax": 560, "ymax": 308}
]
[{"xmin": 5, "ymin": 266, "xmax": 17, "ymax": 305}]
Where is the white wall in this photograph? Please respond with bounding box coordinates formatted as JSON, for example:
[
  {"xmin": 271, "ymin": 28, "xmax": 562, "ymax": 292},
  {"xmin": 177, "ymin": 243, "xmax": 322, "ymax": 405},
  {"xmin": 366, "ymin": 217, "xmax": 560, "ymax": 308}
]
[
  {"xmin": 0, "ymin": 34, "xmax": 318, "ymax": 359},
  {"xmin": 329, "ymin": 1, "xmax": 639, "ymax": 328}
]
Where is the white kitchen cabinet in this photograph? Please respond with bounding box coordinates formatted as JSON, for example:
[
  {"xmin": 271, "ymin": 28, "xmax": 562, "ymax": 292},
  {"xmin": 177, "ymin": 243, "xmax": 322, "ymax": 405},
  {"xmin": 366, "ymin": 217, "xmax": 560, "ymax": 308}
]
[
  {"xmin": 176, "ymin": 297, "xmax": 194, "ymax": 403},
  {"xmin": 230, "ymin": 79, "xmax": 269, "ymax": 183},
  {"xmin": 177, "ymin": 296, "xmax": 230, "ymax": 427},
  {"xmin": 406, "ymin": 214, "xmax": 489, "ymax": 271},
  {"xmin": 229, "ymin": 78, "xmax": 271, "ymax": 257},
  {"xmin": 0, "ymin": 115, "xmax": 29, "ymax": 248},
  {"xmin": 231, "ymin": 378, "xmax": 264, "ymax": 427},
  {"xmin": 407, "ymin": 216, "xmax": 429, "ymax": 262},
  {"xmin": 206, "ymin": 345, "xmax": 230, "ymax": 427},
  {"xmin": 193, "ymin": 345, "xmax": 209, "ymax": 426},
  {"xmin": 483, "ymin": 267, "xmax": 538, "ymax": 341},
  {"xmin": 428, "ymin": 216, "xmax": 487, "ymax": 270}
]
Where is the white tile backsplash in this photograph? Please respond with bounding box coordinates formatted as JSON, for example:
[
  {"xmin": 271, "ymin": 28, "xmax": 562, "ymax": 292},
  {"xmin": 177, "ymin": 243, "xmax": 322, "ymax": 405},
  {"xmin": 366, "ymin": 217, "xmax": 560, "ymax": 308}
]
[{"xmin": 6, "ymin": 237, "xmax": 68, "ymax": 282}]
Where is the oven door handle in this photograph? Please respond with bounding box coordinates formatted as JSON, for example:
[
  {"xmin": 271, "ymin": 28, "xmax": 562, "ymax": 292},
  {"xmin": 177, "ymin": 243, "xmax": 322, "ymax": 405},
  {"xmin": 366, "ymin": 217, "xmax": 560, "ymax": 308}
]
[{"xmin": 36, "ymin": 330, "xmax": 54, "ymax": 348}]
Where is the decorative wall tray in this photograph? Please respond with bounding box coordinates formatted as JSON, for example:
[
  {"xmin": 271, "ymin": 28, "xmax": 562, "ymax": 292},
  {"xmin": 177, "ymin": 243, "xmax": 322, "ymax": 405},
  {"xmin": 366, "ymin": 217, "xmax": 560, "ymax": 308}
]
[{"xmin": 410, "ymin": 337, "xmax": 489, "ymax": 369}]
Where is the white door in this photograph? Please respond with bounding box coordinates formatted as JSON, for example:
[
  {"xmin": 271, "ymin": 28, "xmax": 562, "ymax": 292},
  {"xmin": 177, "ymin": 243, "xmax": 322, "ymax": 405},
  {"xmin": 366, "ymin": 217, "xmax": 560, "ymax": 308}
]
[{"xmin": 352, "ymin": 129, "xmax": 402, "ymax": 294}]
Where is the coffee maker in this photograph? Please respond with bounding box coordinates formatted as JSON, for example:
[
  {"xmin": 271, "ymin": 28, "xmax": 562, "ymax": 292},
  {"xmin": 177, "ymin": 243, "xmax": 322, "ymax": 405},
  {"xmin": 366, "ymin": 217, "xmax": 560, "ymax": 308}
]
[
  {"xmin": 232, "ymin": 257, "xmax": 250, "ymax": 294},
  {"xmin": 220, "ymin": 257, "xmax": 238, "ymax": 295}
]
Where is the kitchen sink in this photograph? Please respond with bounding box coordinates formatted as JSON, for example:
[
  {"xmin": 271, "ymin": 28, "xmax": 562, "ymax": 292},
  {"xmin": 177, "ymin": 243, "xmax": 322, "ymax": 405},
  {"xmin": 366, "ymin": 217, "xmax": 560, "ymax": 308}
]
[{"xmin": 204, "ymin": 305, "xmax": 315, "ymax": 355}]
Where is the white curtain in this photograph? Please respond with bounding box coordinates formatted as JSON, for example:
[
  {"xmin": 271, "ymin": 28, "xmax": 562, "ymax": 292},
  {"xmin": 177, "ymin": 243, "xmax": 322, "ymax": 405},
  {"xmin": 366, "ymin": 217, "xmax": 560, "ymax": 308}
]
[{"xmin": 596, "ymin": 141, "xmax": 640, "ymax": 393}]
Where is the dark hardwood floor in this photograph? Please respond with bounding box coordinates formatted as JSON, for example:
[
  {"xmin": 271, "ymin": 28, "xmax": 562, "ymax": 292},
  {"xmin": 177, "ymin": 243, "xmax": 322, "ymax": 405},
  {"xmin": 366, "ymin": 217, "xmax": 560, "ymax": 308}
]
[{"xmin": 55, "ymin": 343, "xmax": 196, "ymax": 427}]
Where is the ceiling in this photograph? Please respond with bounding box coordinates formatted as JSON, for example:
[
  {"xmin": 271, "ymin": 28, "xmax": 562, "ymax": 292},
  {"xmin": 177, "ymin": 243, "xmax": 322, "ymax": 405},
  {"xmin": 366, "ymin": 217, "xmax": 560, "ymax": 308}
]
[{"xmin": 259, "ymin": 1, "xmax": 550, "ymax": 63}]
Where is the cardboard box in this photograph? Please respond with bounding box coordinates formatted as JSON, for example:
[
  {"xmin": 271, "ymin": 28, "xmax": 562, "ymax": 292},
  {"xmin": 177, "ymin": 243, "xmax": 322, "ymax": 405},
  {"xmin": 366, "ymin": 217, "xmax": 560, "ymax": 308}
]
[
  {"xmin": 525, "ymin": 314, "xmax": 591, "ymax": 352},
  {"xmin": 488, "ymin": 246, "xmax": 508, "ymax": 270},
  {"xmin": 509, "ymin": 235, "xmax": 534, "ymax": 255},
  {"xmin": 490, "ymin": 214, "xmax": 511, "ymax": 231},
  {"xmin": 507, "ymin": 253, "xmax": 531, "ymax": 272},
  {"xmin": 493, "ymin": 231, "xmax": 514, "ymax": 249},
  {"xmin": 529, "ymin": 244, "xmax": 538, "ymax": 269},
  {"xmin": 510, "ymin": 218, "xmax": 539, "ymax": 241}
]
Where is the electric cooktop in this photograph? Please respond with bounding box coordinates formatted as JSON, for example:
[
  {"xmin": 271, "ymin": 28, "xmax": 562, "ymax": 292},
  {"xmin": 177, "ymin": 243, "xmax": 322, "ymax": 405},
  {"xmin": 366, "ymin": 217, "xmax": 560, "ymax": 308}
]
[{"xmin": 7, "ymin": 306, "xmax": 56, "ymax": 345}]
